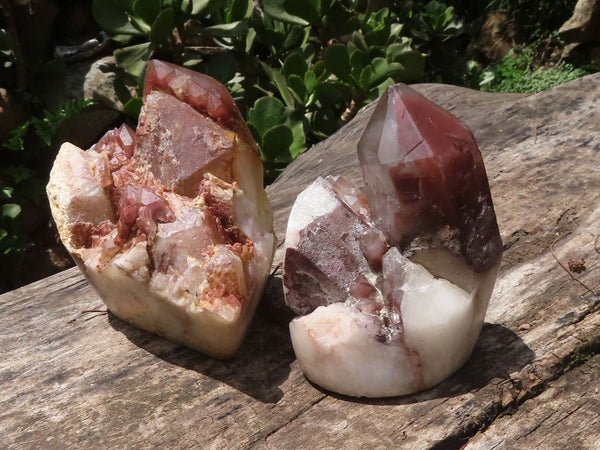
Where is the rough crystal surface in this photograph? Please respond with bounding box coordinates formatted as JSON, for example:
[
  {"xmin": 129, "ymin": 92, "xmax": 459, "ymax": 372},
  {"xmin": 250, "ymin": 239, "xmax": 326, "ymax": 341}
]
[
  {"xmin": 47, "ymin": 60, "xmax": 275, "ymax": 358},
  {"xmin": 284, "ymin": 84, "xmax": 502, "ymax": 397},
  {"xmin": 284, "ymin": 176, "xmax": 381, "ymax": 315}
]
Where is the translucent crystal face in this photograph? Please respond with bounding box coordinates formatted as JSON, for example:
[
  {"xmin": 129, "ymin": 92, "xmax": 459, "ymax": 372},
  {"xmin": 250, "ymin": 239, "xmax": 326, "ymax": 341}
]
[
  {"xmin": 143, "ymin": 59, "xmax": 253, "ymax": 145},
  {"xmin": 284, "ymin": 176, "xmax": 382, "ymax": 316},
  {"xmin": 358, "ymin": 84, "xmax": 502, "ymax": 273},
  {"xmin": 136, "ymin": 91, "xmax": 236, "ymax": 196}
]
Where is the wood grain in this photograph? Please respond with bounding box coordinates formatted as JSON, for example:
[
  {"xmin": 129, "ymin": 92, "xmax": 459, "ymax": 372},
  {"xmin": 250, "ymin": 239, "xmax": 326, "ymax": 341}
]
[
  {"xmin": 465, "ymin": 355, "xmax": 600, "ymax": 449},
  {"xmin": 1, "ymin": 74, "xmax": 599, "ymax": 448}
]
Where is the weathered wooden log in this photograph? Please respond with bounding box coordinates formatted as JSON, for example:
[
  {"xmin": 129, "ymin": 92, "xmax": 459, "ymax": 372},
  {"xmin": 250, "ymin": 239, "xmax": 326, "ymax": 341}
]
[{"xmin": 1, "ymin": 73, "xmax": 599, "ymax": 448}]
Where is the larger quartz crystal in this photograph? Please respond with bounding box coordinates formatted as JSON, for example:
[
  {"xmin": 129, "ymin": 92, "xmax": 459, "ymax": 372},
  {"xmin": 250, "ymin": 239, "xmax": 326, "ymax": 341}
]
[
  {"xmin": 283, "ymin": 84, "xmax": 502, "ymax": 397},
  {"xmin": 47, "ymin": 60, "xmax": 275, "ymax": 358}
]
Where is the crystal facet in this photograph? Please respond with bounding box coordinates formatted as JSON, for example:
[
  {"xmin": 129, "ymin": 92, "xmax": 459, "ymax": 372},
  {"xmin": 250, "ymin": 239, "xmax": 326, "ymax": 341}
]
[
  {"xmin": 47, "ymin": 60, "xmax": 275, "ymax": 358},
  {"xmin": 284, "ymin": 84, "xmax": 502, "ymax": 397},
  {"xmin": 358, "ymin": 84, "xmax": 502, "ymax": 272}
]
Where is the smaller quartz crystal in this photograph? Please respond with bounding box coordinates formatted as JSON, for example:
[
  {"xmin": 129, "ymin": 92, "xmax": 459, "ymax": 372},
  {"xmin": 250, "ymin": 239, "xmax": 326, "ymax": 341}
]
[{"xmin": 284, "ymin": 84, "xmax": 502, "ymax": 397}]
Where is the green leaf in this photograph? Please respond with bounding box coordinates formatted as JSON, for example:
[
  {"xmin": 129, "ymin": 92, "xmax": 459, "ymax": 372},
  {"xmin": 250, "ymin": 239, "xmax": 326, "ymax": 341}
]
[
  {"xmin": 364, "ymin": 26, "xmax": 390, "ymax": 47},
  {"xmin": 387, "ymin": 62, "xmax": 405, "ymax": 77},
  {"xmin": 0, "ymin": 29, "xmax": 13, "ymax": 52},
  {"xmin": 108, "ymin": 33, "xmax": 138, "ymax": 44},
  {"xmin": 149, "ymin": 7, "xmax": 175, "ymax": 43},
  {"xmin": 113, "ymin": 77, "xmax": 133, "ymax": 104},
  {"xmin": 205, "ymin": 52, "xmax": 237, "ymax": 84},
  {"xmin": 443, "ymin": 6, "xmax": 455, "ymax": 27},
  {"xmin": 351, "ymin": 31, "xmax": 368, "ymax": 53},
  {"xmin": 372, "ymin": 77, "xmax": 395, "ymax": 97},
  {"xmin": 245, "ymin": 27, "xmax": 257, "ymax": 53},
  {"xmin": 181, "ymin": 51, "xmax": 202, "ymax": 69},
  {"xmin": 304, "ymin": 70, "xmax": 316, "ymax": 94},
  {"xmin": 261, "ymin": 63, "xmax": 296, "ymax": 109},
  {"xmin": 314, "ymin": 81, "xmax": 352, "ymax": 104},
  {"xmin": 350, "ymin": 49, "xmax": 367, "ymax": 71},
  {"xmin": 283, "ymin": 0, "xmax": 321, "ymax": 25},
  {"xmin": 2, "ymin": 204, "xmax": 21, "ymax": 220},
  {"xmin": 203, "ymin": 21, "xmax": 249, "ymax": 37},
  {"xmin": 180, "ymin": 0, "xmax": 210, "ymax": 15},
  {"xmin": 390, "ymin": 23, "xmax": 403, "ymax": 39},
  {"xmin": 312, "ymin": 107, "xmax": 338, "ymax": 136},
  {"xmin": 114, "ymin": 42, "xmax": 155, "ymax": 78},
  {"xmin": 370, "ymin": 57, "xmax": 388, "ymax": 85},
  {"xmin": 283, "ymin": 25, "xmax": 305, "ymax": 50},
  {"xmin": 324, "ymin": 1, "xmax": 358, "ymax": 35},
  {"xmin": 230, "ymin": 0, "xmax": 253, "ymax": 21},
  {"xmin": 479, "ymin": 71, "xmax": 495, "ymax": 88},
  {"xmin": 262, "ymin": 124, "xmax": 293, "ymax": 162},
  {"xmin": 122, "ymin": 97, "xmax": 143, "ymax": 119},
  {"xmin": 393, "ymin": 50, "xmax": 425, "ymax": 82},
  {"xmin": 350, "ymin": 49, "xmax": 367, "ymax": 81},
  {"xmin": 93, "ymin": 0, "xmax": 143, "ymax": 38},
  {"xmin": 287, "ymin": 74, "xmax": 306, "ymax": 103},
  {"xmin": 324, "ymin": 43, "xmax": 350, "ymax": 81},
  {"xmin": 285, "ymin": 115, "xmax": 306, "ymax": 158},
  {"xmin": 312, "ymin": 60, "xmax": 327, "ymax": 82},
  {"xmin": 3, "ymin": 122, "xmax": 29, "ymax": 152},
  {"xmin": 386, "ymin": 42, "xmax": 412, "ymax": 61},
  {"xmin": 359, "ymin": 65, "xmax": 373, "ymax": 89},
  {"xmin": 0, "ymin": 187, "xmax": 13, "ymax": 200},
  {"xmin": 273, "ymin": 72, "xmax": 296, "ymax": 109},
  {"xmin": 282, "ymin": 52, "xmax": 307, "ymax": 78},
  {"xmin": 133, "ymin": 0, "xmax": 161, "ymax": 24},
  {"xmin": 112, "ymin": 0, "xmax": 135, "ymax": 10},
  {"xmin": 5, "ymin": 166, "xmax": 32, "ymax": 184},
  {"xmin": 262, "ymin": 0, "xmax": 308, "ymax": 25},
  {"xmin": 247, "ymin": 96, "xmax": 287, "ymax": 136}
]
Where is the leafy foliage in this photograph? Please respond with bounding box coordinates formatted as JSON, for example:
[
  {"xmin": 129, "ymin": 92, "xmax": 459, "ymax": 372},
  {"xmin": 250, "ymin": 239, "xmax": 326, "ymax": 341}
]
[
  {"xmin": 479, "ymin": 49, "xmax": 594, "ymax": 93},
  {"xmin": 93, "ymin": 0, "xmax": 467, "ymax": 181},
  {"xmin": 0, "ymin": 0, "xmax": 595, "ymax": 288},
  {"xmin": 1, "ymin": 98, "xmax": 94, "ymax": 257},
  {"xmin": 484, "ymin": 0, "xmax": 577, "ymax": 38}
]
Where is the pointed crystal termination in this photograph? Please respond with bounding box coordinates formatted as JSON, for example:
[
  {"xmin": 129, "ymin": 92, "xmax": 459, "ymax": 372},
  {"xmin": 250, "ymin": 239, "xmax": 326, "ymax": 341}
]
[
  {"xmin": 284, "ymin": 84, "xmax": 502, "ymax": 397},
  {"xmin": 47, "ymin": 60, "xmax": 275, "ymax": 358},
  {"xmin": 358, "ymin": 84, "xmax": 502, "ymax": 273}
]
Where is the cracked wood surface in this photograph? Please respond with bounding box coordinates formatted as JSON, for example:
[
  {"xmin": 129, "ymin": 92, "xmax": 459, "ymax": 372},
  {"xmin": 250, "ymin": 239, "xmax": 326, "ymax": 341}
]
[
  {"xmin": 465, "ymin": 355, "xmax": 600, "ymax": 449},
  {"xmin": 1, "ymin": 74, "xmax": 599, "ymax": 448}
]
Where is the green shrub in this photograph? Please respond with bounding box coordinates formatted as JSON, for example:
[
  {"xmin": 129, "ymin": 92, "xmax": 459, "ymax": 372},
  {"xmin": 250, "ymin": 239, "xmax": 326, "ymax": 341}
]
[
  {"xmin": 93, "ymin": 0, "xmax": 471, "ymax": 181},
  {"xmin": 484, "ymin": 0, "xmax": 577, "ymax": 38},
  {"xmin": 0, "ymin": 99, "xmax": 94, "ymax": 259},
  {"xmin": 479, "ymin": 49, "xmax": 594, "ymax": 93}
]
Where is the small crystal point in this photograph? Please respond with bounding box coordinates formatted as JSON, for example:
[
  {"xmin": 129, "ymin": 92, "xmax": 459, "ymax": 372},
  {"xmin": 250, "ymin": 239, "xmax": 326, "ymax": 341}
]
[{"xmin": 284, "ymin": 84, "xmax": 502, "ymax": 397}]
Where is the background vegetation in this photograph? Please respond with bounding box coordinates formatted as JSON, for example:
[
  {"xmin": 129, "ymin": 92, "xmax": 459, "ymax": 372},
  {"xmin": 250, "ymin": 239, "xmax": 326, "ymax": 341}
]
[{"xmin": 0, "ymin": 0, "xmax": 597, "ymax": 292}]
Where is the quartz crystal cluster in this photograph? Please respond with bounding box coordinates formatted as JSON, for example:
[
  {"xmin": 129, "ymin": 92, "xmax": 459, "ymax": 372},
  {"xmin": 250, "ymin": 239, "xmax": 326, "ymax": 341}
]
[
  {"xmin": 284, "ymin": 84, "xmax": 502, "ymax": 397},
  {"xmin": 47, "ymin": 60, "xmax": 275, "ymax": 358}
]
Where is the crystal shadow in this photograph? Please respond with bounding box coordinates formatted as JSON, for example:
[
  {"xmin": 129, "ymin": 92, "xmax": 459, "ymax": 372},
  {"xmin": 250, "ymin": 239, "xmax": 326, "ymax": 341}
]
[{"xmin": 107, "ymin": 284, "xmax": 294, "ymax": 405}]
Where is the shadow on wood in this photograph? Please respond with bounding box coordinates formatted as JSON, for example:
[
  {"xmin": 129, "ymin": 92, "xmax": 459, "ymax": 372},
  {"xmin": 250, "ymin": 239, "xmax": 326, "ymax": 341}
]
[{"xmin": 107, "ymin": 301, "xmax": 295, "ymax": 404}]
